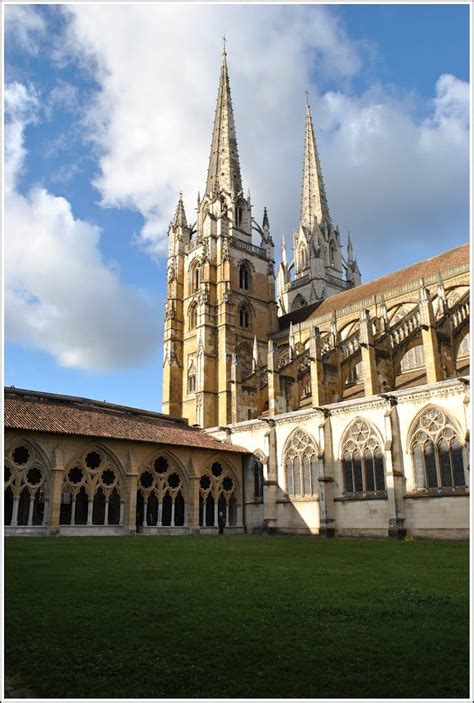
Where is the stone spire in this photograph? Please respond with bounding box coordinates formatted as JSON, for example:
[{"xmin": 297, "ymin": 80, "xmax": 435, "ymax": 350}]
[
  {"xmin": 300, "ymin": 100, "xmax": 330, "ymax": 230},
  {"xmin": 205, "ymin": 47, "xmax": 242, "ymax": 197},
  {"xmin": 172, "ymin": 192, "xmax": 187, "ymax": 228}
]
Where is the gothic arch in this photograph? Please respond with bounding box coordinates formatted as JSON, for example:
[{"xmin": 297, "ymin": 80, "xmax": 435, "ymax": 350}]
[
  {"xmin": 136, "ymin": 449, "xmax": 189, "ymax": 528},
  {"xmin": 282, "ymin": 428, "xmax": 319, "ymax": 497},
  {"xmin": 339, "ymin": 418, "xmax": 386, "ymax": 495},
  {"xmin": 61, "ymin": 443, "xmax": 126, "ymax": 527},
  {"xmin": 291, "ymin": 294, "xmax": 307, "ymax": 311},
  {"xmin": 189, "ymin": 258, "xmax": 201, "ymax": 293},
  {"xmin": 199, "ymin": 454, "xmax": 241, "ymax": 527},
  {"xmin": 407, "ymin": 405, "xmax": 468, "ymax": 490},
  {"xmin": 5, "ymin": 435, "xmax": 51, "ymax": 527}
]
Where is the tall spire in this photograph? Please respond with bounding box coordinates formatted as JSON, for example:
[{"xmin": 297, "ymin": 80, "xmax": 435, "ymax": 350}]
[
  {"xmin": 205, "ymin": 47, "xmax": 242, "ymax": 197},
  {"xmin": 300, "ymin": 100, "xmax": 330, "ymax": 230},
  {"xmin": 172, "ymin": 192, "xmax": 187, "ymax": 228}
]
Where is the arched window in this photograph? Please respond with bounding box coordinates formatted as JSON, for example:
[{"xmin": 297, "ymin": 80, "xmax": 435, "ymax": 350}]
[
  {"xmin": 253, "ymin": 458, "xmax": 264, "ymax": 500},
  {"xmin": 239, "ymin": 262, "xmax": 250, "ymax": 291},
  {"xmin": 136, "ymin": 455, "xmax": 186, "ymax": 527},
  {"xmin": 284, "ymin": 429, "xmax": 318, "ymax": 497},
  {"xmin": 400, "ymin": 345, "xmax": 425, "ymax": 372},
  {"xmin": 329, "ymin": 241, "xmax": 337, "ymax": 266},
  {"xmin": 199, "ymin": 461, "xmax": 239, "ymax": 527},
  {"xmin": 61, "ymin": 449, "xmax": 124, "ymax": 526},
  {"xmin": 341, "ymin": 419, "xmax": 386, "ymax": 495},
  {"xmin": 410, "ymin": 407, "xmax": 467, "ymax": 490},
  {"xmin": 4, "ymin": 442, "xmax": 49, "ymax": 527},
  {"xmin": 190, "ymin": 261, "xmax": 200, "ymax": 293},
  {"xmin": 188, "ymin": 302, "xmax": 198, "ymax": 330},
  {"xmin": 298, "ymin": 244, "xmax": 308, "ymax": 271},
  {"xmin": 291, "ymin": 294, "xmax": 307, "ymax": 311},
  {"xmin": 239, "ymin": 304, "xmax": 251, "ymax": 329}
]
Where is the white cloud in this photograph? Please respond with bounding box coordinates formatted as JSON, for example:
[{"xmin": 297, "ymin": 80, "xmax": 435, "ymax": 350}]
[
  {"xmin": 4, "ymin": 82, "xmax": 160, "ymax": 372},
  {"xmin": 4, "ymin": 5, "xmax": 46, "ymax": 54},
  {"xmin": 58, "ymin": 4, "xmax": 468, "ymax": 275}
]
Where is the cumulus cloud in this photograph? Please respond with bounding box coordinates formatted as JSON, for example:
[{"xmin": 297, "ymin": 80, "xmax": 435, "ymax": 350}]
[
  {"xmin": 4, "ymin": 82, "xmax": 160, "ymax": 371},
  {"xmin": 59, "ymin": 4, "xmax": 468, "ymax": 275},
  {"xmin": 4, "ymin": 5, "xmax": 46, "ymax": 54}
]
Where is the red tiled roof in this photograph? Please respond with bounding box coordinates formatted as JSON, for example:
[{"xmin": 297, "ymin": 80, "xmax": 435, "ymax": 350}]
[
  {"xmin": 4, "ymin": 389, "xmax": 248, "ymax": 454},
  {"xmin": 280, "ymin": 244, "xmax": 469, "ymax": 328}
]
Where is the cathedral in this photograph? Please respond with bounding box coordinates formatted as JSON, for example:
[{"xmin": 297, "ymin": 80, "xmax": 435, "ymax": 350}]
[{"xmin": 4, "ymin": 49, "xmax": 470, "ymax": 539}]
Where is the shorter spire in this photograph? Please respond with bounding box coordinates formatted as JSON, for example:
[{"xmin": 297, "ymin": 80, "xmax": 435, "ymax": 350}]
[
  {"xmin": 281, "ymin": 233, "xmax": 287, "ymax": 264},
  {"xmin": 172, "ymin": 192, "xmax": 187, "ymax": 228},
  {"xmin": 252, "ymin": 335, "xmax": 259, "ymax": 372},
  {"xmin": 347, "ymin": 232, "xmax": 353, "ymax": 261},
  {"xmin": 263, "ymin": 206, "xmax": 269, "ymax": 229}
]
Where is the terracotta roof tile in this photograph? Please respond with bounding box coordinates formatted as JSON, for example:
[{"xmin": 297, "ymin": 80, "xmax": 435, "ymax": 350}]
[{"xmin": 4, "ymin": 390, "xmax": 248, "ymax": 454}]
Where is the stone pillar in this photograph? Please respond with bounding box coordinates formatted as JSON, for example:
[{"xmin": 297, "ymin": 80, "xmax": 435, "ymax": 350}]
[
  {"xmin": 263, "ymin": 419, "xmax": 278, "ymax": 533},
  {"xmin": 27, "ymin": 496, "xmax": 35, "ymax": 526},
  {"xmin": 171, "ymin": 499, "xmax": 176, "ymax": 527},
  {"xmin": 214, "ymin": 501, "xmax": 219, "ymax": 527},
  {"xmin": 230, "ymin": 352, "xmax": 240, "ymax": 424},
  {"xmin": 317, "ymin": 413, "xmax": 336, "ymax": 537},
  {"xmin": 104, "ymin": 499, "xmax": 109, "ymax": 526},
  {"xmin": 381, "ymin": 397, "xmax": 406, "ymax": 538},
  {"xmin": 11, "ymin": 496, "xmax": 19, "ymax": 527},
  {"xmin": 119, "ymin": 501, "xmax": 124, "ymax": 526},
  {"xmin": 359, "ymin": 309, "xmax": 379, "ymax": 397},
  {"xmin": 236, "ymin": 504, "xmax": 242, "ymax": 527},
  {"xmin": 187, "ymin": 476, "xmax": 201, "ymax": 532},
  {"xmin": 419, "ymin": 284, "xmax": 443, "ymax": 383},
  {"xmin": 71, "ymin": 498, "xmax": 76, "ymax": 526},
  {"xmin": 87, "ymin": 499, "xmax": 93, "ymax": 526},
  {"xmin": 42, "ymin": 499, "xmax": 49, "ymax": 526},
  {"xmin": 123, "ymin": 473, "xmax": 138, "ymax": 534},
  {"xmin": 158, "ymin": 500, "xmax": 163, "ymax": 527},
  {"xmin": 267, "ymin": 340, "xmax": 282, "ymax": 415},
  {"xmin": 309, "ymin": 327, "xmax": 324, "ymax": 407},
  {"xmin": 47, "ymin": 447, "xmax": 65, "ymax": 532}
]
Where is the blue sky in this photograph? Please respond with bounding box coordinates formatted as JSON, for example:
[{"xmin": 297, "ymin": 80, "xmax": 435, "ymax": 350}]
[{"xmin": 4, "ymin": 3, "xmax": 470, "ymax": 412}]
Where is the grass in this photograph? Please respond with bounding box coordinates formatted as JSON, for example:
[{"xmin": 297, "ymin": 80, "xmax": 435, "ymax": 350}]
[{"xmin": 4, "ymin": 535, "xmax": 469, "ymax": 699}]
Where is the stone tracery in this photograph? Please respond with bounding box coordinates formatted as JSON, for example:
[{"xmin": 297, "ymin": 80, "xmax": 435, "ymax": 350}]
[
  {"xmin": 410, "ymin": 407, "xmax": 467, "ymax": 490},
  {"xmin": 341, "ymin": 419, "xmax": 385, "ymax": 494},
  {"xmin": 4, "ymin": 441, "xmax": 48, "ymax": 526},
  {"xmin": 283, "ymin": 429, "xmax": 318, "ymax": 497},
  {"xmin": 60, "ymin": 448, "xmax": 123, "ymax": 526},
  {"xmin": 136, "ymin": 455, "xmax": 186, "ymax": 527},
  {"xmin": 199, "ymin": 461, "xmax": 238, "ymax": 527}
]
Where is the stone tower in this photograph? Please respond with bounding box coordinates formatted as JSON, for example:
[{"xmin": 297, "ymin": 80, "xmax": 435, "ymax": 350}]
[
  {"xmin": 162, "ymin": 48, "xmax": 278, "ymax": 427},
  {"xmin": 277, "ymin": 100, "xmax": 360, "ymax": 315}
]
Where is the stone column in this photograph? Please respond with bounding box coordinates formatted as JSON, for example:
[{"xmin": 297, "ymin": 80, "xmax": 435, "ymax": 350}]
[
  {"xmin": 42, "ymin": 499, "xmax": 49, "ymax": 526},
  {"xmin": 47, "ymin": 447, "xmax": 65, "ymax": 533},
  {"xmin": 171, "ymin": 499, "xmax": 176, "ymax": 527},
  {"xmin": 27, "ymin": 496, "xmax": 35, "ymax": 526},
  {"xmin": 11, "ymin": 496, "xmax": 19, "ymax": 527},
  {"xmin": 119, "ymin": 501, "xmax": 124, "ymax": 526},
  {"xmin": 104, "ymin": 499, "xmax": 109, "ymax": 526},
  {"xmin": 158, "ymin": 500, "xmax": 163, "ymax": 527},
  {"xmin": 214, "ymin": 500, "xmax": 219, "ymax": 527},
  {"xmin": 267, "ymin": 340, "xmax": 282, "ymax": 415},
  {"xmin": 419, "ymin": 284, "xmax": 443, "ymax": 383},
  {"xmin": 263, "ymin": 419, "xmax": 278, "ymax": 533},
  {"xmin": 382, "ymin": 397, "xmax": 406, "ymax": 538},
  {"xmin": 317, "ymin": 413, "xmax": 336, "ymax": 537},
  {"xmin": 87, "ymin": 499, "xmax": 93, "ymax": 526},
  {"xmin": 123, "ymin": 472, "xmax": 138, "ymax": 534},
  {"xmin": 230, "ymin": 352, "xmax": 240, "ymax": 424},
  {"xmin": 71, "ymin": 498, "xmax": 76, "ymax": 526},
  {"xmin": 309, "ymin": 327, "xmax": 324, "ymax": 407},
  {"xmin": 187, "ymin": 475, "xmax": 201, "ymax": 533},
  {"xmin": 359, "ymin": 309, "xmax": 379, "ymax": 397}
]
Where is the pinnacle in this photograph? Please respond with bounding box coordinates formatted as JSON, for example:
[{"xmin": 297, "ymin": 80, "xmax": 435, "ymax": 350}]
[{"xmin": 172, "ymin": 192, "xmax": 187, "ymax": 228}]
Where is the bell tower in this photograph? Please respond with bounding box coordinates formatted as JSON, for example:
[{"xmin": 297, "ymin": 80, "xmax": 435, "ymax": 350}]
[{"xmin": 162, "ymin": 47, "xmax": 278, "ymax": 427}]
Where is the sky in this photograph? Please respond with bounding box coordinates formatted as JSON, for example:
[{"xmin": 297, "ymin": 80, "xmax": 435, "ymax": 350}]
[{"xmin": 4, "ymin": 2, "xmax": 470, "ymax": 412}]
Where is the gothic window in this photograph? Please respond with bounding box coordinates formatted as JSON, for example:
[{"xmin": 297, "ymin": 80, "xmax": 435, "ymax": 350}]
[
  {"xmin": 239, "ymin": 262, "xmax": 250, "ymax": 291},
  {"xmin": 60, "ymin": 448, "xmax": 123, "ymax": 526},
  {"xmin": 410, "ymin": 407, "xmax": 467, "ymax": 490},
  {"xmin": 236, "ymin": 205, "xmax": 243, "ymax": 227},
  {"xmin": 291, "ymin": 294, "xmax": 307, "ymax": 311},
  {"xmin": 187, "ymin": 373, "xmax": 196, "ymax": 394},
  {"xmin": 4, "ymin": 441, "xmax": 49, "ymax": 527},
  {"xmin": 400, "ymin": 345, "xmax": 425, "ymax": 372},
  {"xmin": 253, "ymin": 458, "xmax": 264, "ymax": 500},
  {"xmin": 329, "ymin": 241, "xmax": 337, "ymax": 266},
  {"xmin": 284, "ymin": 429, "xmax": 318, "ymax": 497},
  {"xmin": 136, "ymin": 454, "xmax": 186, "ymax": 527},
  {"xmin": 199, "ymin": 462, "xmax": 239, "ymax": 527},
  {"xmin": 190, "ymin": 261, "xmax": 200, "ymax": 293},
  {"xmin": 298, "ymin": 244, "xmax": 308, "ymax": 271},
  {"xmin": 188, "ymin": 302, "xmax": 198, "ymax": 330},
  {"xmin": 341, "ymin": 419, "xmax": 386, "ymax": 495},
  {"xmin": 239, "ymin": 304, "xmax": 251, "ymax": 329}
]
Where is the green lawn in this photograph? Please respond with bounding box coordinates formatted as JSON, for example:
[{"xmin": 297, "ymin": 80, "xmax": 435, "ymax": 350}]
[{"xmin": 4, "ymin": 535, "xmax": 469, "ymax": 699}]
